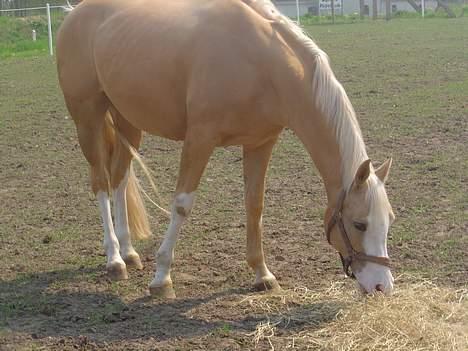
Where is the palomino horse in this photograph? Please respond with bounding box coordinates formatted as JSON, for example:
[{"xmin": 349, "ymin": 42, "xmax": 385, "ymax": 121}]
[{"xmin": 56, "ymin": 0, "xmax": 395, "ymax": 297}]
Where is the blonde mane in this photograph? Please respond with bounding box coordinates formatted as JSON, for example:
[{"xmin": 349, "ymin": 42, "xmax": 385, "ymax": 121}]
[{"xmin": 244, "ymin": 0, "xmax": 368, "ymax": 189}]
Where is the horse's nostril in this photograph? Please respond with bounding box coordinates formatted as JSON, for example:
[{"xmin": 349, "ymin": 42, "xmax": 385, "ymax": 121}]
[{"xmin": 376, "ymin": 284, "xmax": 384, "ymax": 292}]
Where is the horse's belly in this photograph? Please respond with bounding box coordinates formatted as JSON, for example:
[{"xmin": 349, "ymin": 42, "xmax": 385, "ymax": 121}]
[{"xmin": 104, "ymin": 83, "xmax": 187, "ymax": 140}]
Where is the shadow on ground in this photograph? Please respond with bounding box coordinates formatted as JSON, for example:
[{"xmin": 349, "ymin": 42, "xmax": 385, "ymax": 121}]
[{"xmin": 0, "ymin": 267, "xmax": 345, "ymax": 344}]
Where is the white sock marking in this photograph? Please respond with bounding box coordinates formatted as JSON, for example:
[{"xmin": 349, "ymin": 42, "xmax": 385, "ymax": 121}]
[
  {"xmin": 113, "ymin": 170, "xmax": 138, "ymax": 258},
  {"xmin": 151, "ymin": 192, "xmax": 194, "ymax": 286},
  {"xmin": 97, "ymin": 191, "xmax": 124, "ymax": 267}
]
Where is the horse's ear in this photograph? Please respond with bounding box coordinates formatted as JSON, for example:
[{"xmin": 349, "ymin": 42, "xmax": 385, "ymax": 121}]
[
  {"xmin": 354, "ymin": 159, "xmax": 371, "ymax": 187},
  {"xmin": 375, "ymin": 158, "xmax": 392, "ymax": 183}
]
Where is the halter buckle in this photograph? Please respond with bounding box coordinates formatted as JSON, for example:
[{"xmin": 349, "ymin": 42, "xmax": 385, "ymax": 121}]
[{"xmin": 339, "ymin": 253, "xmax": 356, "ymax": 279}]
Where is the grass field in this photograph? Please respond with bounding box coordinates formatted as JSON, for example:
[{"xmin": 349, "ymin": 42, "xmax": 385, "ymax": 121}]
[
  {"xmin": 1, "ymin": 17, "xmax": 467, "ymax": 350},
  {"xmin": 0, "ymin": 12, "xmax": 65, "ymax": 58}
]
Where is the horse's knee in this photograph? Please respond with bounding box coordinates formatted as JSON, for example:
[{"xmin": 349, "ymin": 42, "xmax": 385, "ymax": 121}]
[
  {"xmin": 90, "ymin": 165, "xmax": 109, "ymax": 194},
  {"xmin": 174, "ymin": 192, "xmax": 194, "ymax": 217},
  {"xmin": 76, "ymin": 122, "xmax": 111, "ymax": 194}
]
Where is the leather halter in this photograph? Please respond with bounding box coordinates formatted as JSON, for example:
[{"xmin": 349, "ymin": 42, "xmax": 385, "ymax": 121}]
[{"xmin": 326, "ymin": 190, "xmax": 391, "ymax": 279}]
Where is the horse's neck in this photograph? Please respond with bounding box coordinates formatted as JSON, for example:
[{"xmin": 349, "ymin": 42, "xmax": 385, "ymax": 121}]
[
  {"xmin": 290, "ymin": 99, "xmax": 369, "ymax": 206},
  {"xmin": 289, "ymin": 106, "xmax": 343, "ymax": 202},
  {"xmin": 261, "ymin": 7, "xmax": 368, "ymax": 204},
  {"xmin": 286, "ymin": 64, "xmax": 368, "ymax": 205}
]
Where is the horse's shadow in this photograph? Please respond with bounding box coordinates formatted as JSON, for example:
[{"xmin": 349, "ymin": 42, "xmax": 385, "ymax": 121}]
[{"xmin": 0, "ymin": 267, "xmax": 345, "ymax": 343}]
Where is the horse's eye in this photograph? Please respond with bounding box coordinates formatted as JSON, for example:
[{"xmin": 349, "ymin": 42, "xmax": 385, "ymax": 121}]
[{"xmin": 353, "ymin": 222, "xmax": 367, "ymax": 232}]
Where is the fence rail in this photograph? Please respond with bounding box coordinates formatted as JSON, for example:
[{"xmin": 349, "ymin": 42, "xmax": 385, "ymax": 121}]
[
  {"xmin": 0, "ymin": 2, "xmax": 73, "ymax": 56},
  {"xmin": 0, "ymin": 0, "xmax": 75, "ymax": 9},
  {"xmin": 0, "ymin": 5, "xmax": 69, "ymax": 12}
]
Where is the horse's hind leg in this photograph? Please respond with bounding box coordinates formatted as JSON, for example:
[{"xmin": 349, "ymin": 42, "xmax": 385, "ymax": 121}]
[
  {"xmin": 108, "ymin": 106, "xmax": 146, "ymax": 270},
  {"xmin": 65, "ymin": 94, "xmax": 128, "ymax": 280},
  {"xmin": 243, "ymin": 138, "xmax": 280, "ymax": 291}
]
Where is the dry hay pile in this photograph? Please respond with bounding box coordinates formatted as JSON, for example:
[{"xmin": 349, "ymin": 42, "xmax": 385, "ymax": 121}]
[{"xmin": 240, "ymin": 276, "xmax": 467, "ymax": 350}]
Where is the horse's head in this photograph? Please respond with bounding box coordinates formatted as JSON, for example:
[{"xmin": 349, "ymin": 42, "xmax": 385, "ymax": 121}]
[{"xmin": 325, "ymin": 159, "xmax": 394, "ymax": 295}]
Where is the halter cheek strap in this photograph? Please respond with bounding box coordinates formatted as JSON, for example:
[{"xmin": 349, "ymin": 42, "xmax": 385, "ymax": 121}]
[{"xmin": 326, "ymin": 190, "xmax": 391, "ymax": 279}]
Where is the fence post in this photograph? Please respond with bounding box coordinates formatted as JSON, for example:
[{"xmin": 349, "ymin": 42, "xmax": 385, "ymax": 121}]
[
  {"xmin": 422, "ymin": 0, "xmax": 425, "ymax": 17},
  {"xmin": 46, "ymin": 3, "xmax": 53, "ymax": 56},
  {"xmin": 295, "ymin": 0, "xmax": 300, "ymax": 25},
  {"xmin": 331, "ymin": 0, "xmax": 335, "ymax": 24},
  {"xmin": 386, "ymin": 0, "xmax": 391, "ymax": 20}
]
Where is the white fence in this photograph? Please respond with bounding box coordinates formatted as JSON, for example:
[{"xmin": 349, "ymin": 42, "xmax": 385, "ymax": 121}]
[
  {"xmin": 275, "ymin": 0, "xmax": 447, "ymax": 18},
  {"xmin": 0, "ymin": 2, "xmax": 73, "ymax": 56}
]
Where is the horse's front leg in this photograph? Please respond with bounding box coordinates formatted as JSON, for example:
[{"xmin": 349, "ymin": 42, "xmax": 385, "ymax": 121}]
[
  {"xmin": 243, "ymin": 138, "xmax": 281, "ymax": 291},
  {"xmin": 149, "ymin": 132, "xmax": 215, "ymax": 298}
]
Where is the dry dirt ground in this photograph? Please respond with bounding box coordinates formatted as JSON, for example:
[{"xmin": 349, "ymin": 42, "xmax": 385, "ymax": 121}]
[{"xmin": 0, "ymin": 18, "xmax": 467, "ymax": 350}]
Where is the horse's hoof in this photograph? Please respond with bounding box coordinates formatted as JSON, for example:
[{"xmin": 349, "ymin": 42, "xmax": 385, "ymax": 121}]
[
  {"xmin": 107, "ymin": 262, "xmax": 128, "ymax": 281},
  {"xmin": 149, "ymin": 282, "xmax": 176, "ymax": 299},
  {"xmin": 124, "ymin": 253, "xmax": 143, "ymax": 270},
  {"xmin": 253, "ymin": 278, "xmax": 281, "ymax": 292}
]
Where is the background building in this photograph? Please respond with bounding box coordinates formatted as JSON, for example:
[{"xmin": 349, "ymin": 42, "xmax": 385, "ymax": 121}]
[{"xmin": 273, "ymin": 0, "xmax": 444, "ymax": 17}]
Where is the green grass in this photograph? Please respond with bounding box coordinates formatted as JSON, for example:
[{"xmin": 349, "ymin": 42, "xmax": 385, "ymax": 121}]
[
  {"xmin": 0, "ymin": 14, "xmax": 64, "ymax": 57},
  {"xmin": 395, "ymin": 4, "xmax": 468, "ymax": 18}
]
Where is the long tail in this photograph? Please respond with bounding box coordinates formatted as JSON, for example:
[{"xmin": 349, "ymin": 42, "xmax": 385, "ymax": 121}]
[
  {"xmin": 104, "ymin": 113, "xmax": 170, "ymax": 241},
  {"xmin": 126, "ymin": 164, "xmax": 152, "ymax": 240}
]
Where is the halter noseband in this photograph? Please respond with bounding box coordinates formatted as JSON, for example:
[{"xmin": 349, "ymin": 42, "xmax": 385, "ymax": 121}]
[{"xmin": 326, "ymin": 190, "xmax": 391, "ymax": 279}]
